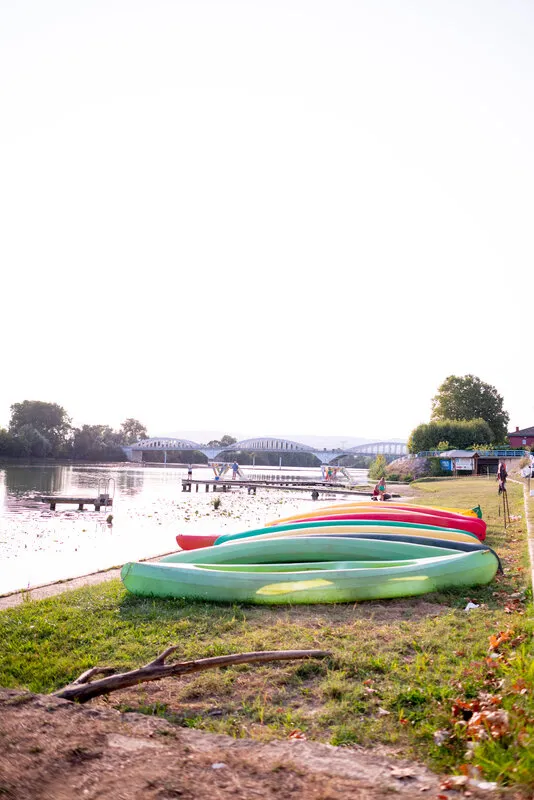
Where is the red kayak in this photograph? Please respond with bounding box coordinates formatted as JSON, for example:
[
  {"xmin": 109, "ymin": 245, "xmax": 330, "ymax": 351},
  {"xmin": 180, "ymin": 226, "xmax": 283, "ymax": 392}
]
[
  {"xmin": 271, "ymin": 511, "xmax": 486, "ymax": 541},
  {"xmin": 176, "ymin": 533, "xmax": 218, "ymax": 550}
]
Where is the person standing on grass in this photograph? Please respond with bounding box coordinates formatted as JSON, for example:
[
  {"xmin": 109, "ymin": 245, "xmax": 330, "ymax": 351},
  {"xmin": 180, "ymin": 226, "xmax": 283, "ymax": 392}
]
[{"xmin": 497, "ymin": 460, "xmax": 507, "ymax": 494}]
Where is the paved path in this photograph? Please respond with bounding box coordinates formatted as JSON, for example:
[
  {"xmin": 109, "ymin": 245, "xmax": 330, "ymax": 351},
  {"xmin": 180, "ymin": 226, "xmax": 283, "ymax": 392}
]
[
  {"xmin": 0, "ymin": 551, "xmax": 175, "ymax": 611},
  {"xmin": 522, "ymin": 480, "xmax": 534, "ymax": 592}
]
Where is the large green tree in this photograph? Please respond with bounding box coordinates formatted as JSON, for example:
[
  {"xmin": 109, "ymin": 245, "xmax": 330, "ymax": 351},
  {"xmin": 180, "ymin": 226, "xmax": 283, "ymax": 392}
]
[
  {"xmin": 408, "ymin": 419, "xmax": 494, "ymax": 453},
  {"xmin": 206, "ymin": 435, "xmax": 237, "ymax": 447},
  {"xmin": 71, "ymin": 425, "xmax": 126, "ymax": 461},
  {"xmin": 0, "ymin": 428, "xmax": 18, "ymax": 456},
  {"xmin": 15, "ymin": 424, "xmax": 53, "ymax": 457},
  {"xmin": 119, "ymin": 418, "xmax": 148, "ymax": 444},
  {"xmin": 431, "ymin": 375, "xmax": 509, "ymax": 444},
  {"xmin": 9, "ymin": 401, "xmax": 71, "ymax": 452}
]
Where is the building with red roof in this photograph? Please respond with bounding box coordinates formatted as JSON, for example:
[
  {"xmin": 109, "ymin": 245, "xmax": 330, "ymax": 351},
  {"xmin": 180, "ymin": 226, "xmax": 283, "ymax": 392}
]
[{"xmin": 508, "ymin": 426, "xmax": 534, "ymax": 449}]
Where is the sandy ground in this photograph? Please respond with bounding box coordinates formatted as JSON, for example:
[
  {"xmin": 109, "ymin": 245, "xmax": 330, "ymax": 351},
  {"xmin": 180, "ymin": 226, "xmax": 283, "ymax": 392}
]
[{"xmin": 3, "ymin": 687, "xmax": 501, "ymax": 800}]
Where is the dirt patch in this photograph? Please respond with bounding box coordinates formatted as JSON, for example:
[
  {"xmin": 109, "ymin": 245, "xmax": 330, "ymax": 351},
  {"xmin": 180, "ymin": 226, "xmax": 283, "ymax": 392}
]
[{"xmin": 0, "ymin": 688, "xmax": 451, "ymax": 799}]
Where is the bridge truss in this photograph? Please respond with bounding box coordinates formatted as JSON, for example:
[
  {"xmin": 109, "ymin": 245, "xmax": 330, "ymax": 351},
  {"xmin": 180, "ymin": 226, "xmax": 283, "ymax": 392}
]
[{"xmin": 124, "ymin": 436, "xmax": 408, "ymax": 464}]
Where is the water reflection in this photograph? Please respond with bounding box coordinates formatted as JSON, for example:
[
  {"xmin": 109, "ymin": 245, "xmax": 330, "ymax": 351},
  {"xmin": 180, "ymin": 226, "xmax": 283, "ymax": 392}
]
[
  {"xmin": 68, "ymin": 467, "xmax": 145, "ymax": 497},
  {"xmin": 3, "ymin": 464, "xmax": 70, "ymax": 499},
  {"xmin": 0, "ymin": 464, "xmax": 150, "ymax": 513}
]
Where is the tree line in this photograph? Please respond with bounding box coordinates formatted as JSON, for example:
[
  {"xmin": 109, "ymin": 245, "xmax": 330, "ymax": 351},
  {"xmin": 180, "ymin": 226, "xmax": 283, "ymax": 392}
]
[
  {"xmin": 0, "ymin": 375, "xmax": 516, "ymax": 464},
  {"xmin": 407, "ymin": 374, "xmax": 511, "ymax": 452},
  {"xmin": 0, "ymin": 401, "xmax": 375, "ymax": 467},
  {"xmin": 0, "ymin": 401, "xmax": 148, "ymax": 461}
]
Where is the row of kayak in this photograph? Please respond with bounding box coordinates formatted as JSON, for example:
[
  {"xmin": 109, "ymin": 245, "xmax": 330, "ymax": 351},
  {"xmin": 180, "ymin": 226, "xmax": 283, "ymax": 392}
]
[
  {"xmin": 121, "ymin": 501, "xmax": 499, "ymax": 604},
  {"xmin": 175, "ymin": 501, "xmax": 486, "ymax": 550}
]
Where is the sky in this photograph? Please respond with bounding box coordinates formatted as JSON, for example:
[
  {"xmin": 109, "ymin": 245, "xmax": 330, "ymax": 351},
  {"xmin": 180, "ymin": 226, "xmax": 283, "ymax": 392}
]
[{"xmin": 1, "ymin": 0, "xmax": 533, "ymax": 445}]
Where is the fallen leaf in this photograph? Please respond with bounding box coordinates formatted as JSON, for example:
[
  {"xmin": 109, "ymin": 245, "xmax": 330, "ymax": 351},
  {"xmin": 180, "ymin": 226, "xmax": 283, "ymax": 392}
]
[
  {"xmin": 288, "ymin": 729, "xmax": 307, "ymax": 740},
  {"xmin": 466, "ymin": 709, "xmax": 509, "ymax": 740},
  {"xmin": 488, "ymin": 630, "xmax": 513, "ymax": 650}
]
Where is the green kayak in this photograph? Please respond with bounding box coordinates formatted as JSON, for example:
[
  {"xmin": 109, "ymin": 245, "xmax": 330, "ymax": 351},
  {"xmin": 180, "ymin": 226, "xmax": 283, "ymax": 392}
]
[
  {"xmin": 214, "ymin": 518, "xmax": 480, "ymax": 546},
  {"xmin": 121, "ymin": 536, "xmax": 499, "ymax": 604}
]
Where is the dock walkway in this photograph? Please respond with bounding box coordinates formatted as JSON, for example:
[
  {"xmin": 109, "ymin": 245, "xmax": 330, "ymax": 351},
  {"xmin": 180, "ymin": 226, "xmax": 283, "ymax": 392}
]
[
  {"xmin": 181, "ymin": 478, "xmax": 392, "ymax": 499},
  {"xmin": 36, "ymin": 495, "xmax": 113, "ymax": 511}
]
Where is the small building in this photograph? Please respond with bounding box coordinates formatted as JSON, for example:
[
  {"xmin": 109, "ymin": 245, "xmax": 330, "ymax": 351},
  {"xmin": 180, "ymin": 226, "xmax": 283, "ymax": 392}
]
[
  {"xmin": 439, "ymin": 450, "xmax": 479, "ymax": 475},
  {"xmin": 508, "ymin": 426, "xmax": 534, "ymax": 449}
]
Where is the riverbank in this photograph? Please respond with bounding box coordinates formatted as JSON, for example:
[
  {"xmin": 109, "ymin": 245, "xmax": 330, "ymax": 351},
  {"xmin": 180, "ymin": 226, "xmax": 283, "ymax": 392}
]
[
  {"xmin": 0, "ymin": 467, "xmax": 384, "ymax": 598},
  {"xmin": 0, "ymin": 481, "xmax": 414, "ymax": 609},
  {"xmin": 1, "ymin": 478, "xmax": 532, "ymax": 796},
  {"xmin": 2, "ymin": 465, "xmax": 364, "ymax": 596}
]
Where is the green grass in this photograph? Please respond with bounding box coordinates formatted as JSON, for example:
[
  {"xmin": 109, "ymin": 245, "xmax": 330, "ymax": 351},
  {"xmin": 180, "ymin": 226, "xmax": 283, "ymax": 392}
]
[{"xmin": 1, "ymin": 478, "xmax": 533, "ymax": 794}]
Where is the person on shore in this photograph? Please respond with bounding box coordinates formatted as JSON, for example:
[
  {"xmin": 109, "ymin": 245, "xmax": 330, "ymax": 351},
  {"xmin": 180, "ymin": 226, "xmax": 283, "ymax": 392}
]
[
  {"xmin": 373, "ymin": 476, "xmax": 387, "ymax": 501},
  {"xmin": 187, "ymin": 464, "xmax": 193, "ymax": 481},
  {"xmin": 497, "ymin": 460, "xmax": 507, "ymax": 494},
  {"xmin": 232, "ymin": 461, "xmax": 239, "ymax": 480}
]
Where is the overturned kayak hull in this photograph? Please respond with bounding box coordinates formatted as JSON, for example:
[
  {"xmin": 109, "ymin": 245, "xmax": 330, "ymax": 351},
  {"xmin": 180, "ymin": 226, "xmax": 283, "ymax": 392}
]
[
  {"xmin": 121, "ymin": 536, "xmax": 498, "ymax": 604},
  {"xmin": 176, "ymin": 518, "xmax": 479, "ymax": 551},
  {"xmin": 267, "ymin": 511, "xmax": 486, "ymax": 540},
  {"xmin": 177, "ymin": 533, "xmax": 219, "ymax": 550},
  {"xmin": 267, "ymin": 502, "xmax": 483, "ymax": 527},
  {"xmin": 214, "ymin": 519, "xmax": 480, "ymax": 546}
]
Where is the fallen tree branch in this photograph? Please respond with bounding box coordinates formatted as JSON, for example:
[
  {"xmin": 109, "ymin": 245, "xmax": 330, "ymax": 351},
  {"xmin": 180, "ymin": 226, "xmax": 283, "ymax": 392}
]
[{"xmin": 53, "ymin": 648, "xmax": 330, "ymax": 703}]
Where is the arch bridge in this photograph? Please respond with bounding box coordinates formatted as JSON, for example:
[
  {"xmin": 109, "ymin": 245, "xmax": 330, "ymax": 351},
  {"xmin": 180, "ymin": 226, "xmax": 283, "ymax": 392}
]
[{"xmin": 123, "ymin": 436, "xmax": 408, "ymax": 465}]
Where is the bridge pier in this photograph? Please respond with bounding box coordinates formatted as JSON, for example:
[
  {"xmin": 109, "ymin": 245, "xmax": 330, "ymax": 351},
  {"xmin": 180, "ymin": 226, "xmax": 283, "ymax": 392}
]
[{"xmin": 122, "ymin": 447, "xmax": 143, "ymax": 462}]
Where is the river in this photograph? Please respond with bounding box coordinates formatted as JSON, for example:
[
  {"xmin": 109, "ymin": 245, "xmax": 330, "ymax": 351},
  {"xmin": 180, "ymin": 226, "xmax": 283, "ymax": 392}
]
[{"xmin": 0, "ymin": 462, "xmax": 369, "ymax": 596}]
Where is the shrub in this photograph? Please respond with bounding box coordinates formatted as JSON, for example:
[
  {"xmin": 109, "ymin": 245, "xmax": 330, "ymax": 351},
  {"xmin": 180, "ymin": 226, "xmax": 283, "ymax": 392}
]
[
  {"xmin": 368, "ymin": 455, "xmax": 387, "ymax": 481},
  {"xmin": 429, "ymin": 457, "xmax": 448, "ymax": 477},
  {"xmin": 408, "ymin": 418, "xmax": 493, "ymax": 453}
]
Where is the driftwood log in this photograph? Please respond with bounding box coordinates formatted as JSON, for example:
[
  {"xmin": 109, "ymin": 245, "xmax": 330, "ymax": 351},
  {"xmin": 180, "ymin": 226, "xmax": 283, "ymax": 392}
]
[{"xmin": 53, "ymin": 646, "xmax": 330, "ymax": 703}]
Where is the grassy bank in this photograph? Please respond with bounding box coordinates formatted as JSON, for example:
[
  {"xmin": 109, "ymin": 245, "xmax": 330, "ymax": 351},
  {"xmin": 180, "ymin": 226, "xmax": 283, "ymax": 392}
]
[{"xmin": 1, "ymin": 478, "xmax": 533, "ymax": 793}]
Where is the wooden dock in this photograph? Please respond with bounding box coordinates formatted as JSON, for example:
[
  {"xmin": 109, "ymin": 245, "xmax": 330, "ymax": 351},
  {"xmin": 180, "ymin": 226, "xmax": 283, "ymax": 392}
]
[
  {"xmin": 36, "ymin": 495, "xmax": 113, "ymax": 511},
  {"xmin": 181, "ymin": 478, "xmax": 385, "ymax": 499}
]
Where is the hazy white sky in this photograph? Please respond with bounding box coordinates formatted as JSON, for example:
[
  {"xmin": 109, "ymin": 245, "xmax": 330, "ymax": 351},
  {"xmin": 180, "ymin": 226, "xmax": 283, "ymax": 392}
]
[{"xmin": 1, "ymin": 0, "xmax": 533, "ymax": 443}]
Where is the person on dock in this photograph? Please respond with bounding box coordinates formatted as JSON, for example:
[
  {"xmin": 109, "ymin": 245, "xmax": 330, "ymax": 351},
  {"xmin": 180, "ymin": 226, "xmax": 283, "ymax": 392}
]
[{"xmin": 232, "ymin": 461, "xmax": 239, "ymax": 480}]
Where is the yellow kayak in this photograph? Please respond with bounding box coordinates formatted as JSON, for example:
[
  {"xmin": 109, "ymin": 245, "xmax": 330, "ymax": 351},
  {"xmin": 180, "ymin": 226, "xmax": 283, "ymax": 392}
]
[{"xmin": 266, "ymin": 502, "xmax": 481, "ymax": 527}]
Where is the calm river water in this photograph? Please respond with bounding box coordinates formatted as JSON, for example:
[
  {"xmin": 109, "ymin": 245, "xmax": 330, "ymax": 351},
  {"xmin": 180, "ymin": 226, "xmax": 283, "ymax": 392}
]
[{"xmin": 0, "ymin": 463, "xmax": 369, "ymax": 596}]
